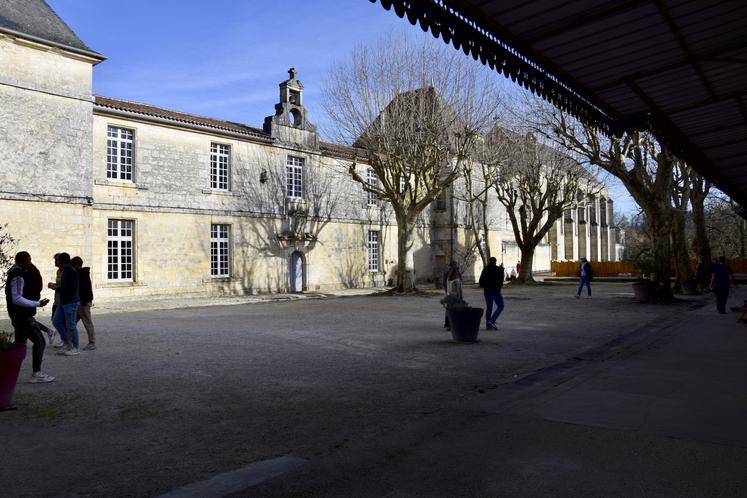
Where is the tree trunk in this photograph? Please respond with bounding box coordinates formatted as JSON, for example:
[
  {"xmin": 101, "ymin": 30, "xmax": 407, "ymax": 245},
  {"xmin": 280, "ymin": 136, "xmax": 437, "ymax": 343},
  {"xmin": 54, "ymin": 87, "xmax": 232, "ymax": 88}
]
[
  {"xmin": 690, "ymin": 184, "xmax": 711, "ymax": 264},
  {"xmin": 646, "ymin": 210, "xmax": 674, "ymax": 302},
  {"xmin": 516, "ymin": 246, "xmax": 536, "ymax": 284},
  {"xmin": 393, "ymin": 210, "xmax": 416, "ymax": 292},
  {"xmin": 671, "ymin": 208, "xmax": 695, "ymax": 294}
]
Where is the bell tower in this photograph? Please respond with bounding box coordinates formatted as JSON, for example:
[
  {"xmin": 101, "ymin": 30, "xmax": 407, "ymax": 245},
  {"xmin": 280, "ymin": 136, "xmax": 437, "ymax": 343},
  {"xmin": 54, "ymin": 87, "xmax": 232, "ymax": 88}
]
[{"xmin": 263, "ymin": 68, "xmax": 318, "ymax": 147}]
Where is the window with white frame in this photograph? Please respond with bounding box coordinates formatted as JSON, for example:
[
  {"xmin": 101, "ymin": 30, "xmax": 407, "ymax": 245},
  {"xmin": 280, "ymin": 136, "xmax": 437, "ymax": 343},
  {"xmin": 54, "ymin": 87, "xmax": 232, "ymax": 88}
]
[
  {"xmin": 367, "ymin": 230, "xmax": 379, "ymax": 272},
  {"xmin": 399, "ymin": 176, "xmax": 406, "ymax": 193},
  {"xmin": 366, "ymin": 169, "xmax": 378, "ymax": 207},
  {"xmin": 286, "ymin": 156, "xmax": 304, "ymax": 198},
  {"xmin": 107, "ymin": 219, "xmax": 133, "ymax": 281},
  {"xmin": 107, "ymin": 126, "xmax": 134, "ymax": 181},
  {"xmin": 210, "ymin": 224, "xmax": 230, "ymax": 277},
  {"xmin": 210, "ymin": 143, "xmax": 230, "ymax": 191}
]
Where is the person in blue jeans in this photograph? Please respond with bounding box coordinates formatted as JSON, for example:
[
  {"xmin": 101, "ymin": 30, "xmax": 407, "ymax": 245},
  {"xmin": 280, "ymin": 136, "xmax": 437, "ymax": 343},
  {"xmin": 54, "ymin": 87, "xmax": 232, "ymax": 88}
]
[
  {"xmin": 478, "ymin": 257, "xmax": 504, "ymax": 330},
  {"xmin": 576, "ymin": 257, "xmax": 593, "ymax": 298},
  {"xmin": 52, "ymin": 252, "xmax": 80, "ymax": 356}
]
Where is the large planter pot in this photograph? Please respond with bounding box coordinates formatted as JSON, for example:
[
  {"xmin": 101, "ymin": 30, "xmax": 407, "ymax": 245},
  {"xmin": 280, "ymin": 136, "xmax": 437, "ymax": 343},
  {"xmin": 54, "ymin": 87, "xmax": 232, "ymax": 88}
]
[
  {"xmin": 632, "ymin": 280, "xmax": 656, "ymax": 303},
  {"xmin": 0, "ymin": 345, "xmax": 27, "ymax": 410},
  {"xmin": 447, "ymin": 307, "xmax": 483, "ymax": 343}
]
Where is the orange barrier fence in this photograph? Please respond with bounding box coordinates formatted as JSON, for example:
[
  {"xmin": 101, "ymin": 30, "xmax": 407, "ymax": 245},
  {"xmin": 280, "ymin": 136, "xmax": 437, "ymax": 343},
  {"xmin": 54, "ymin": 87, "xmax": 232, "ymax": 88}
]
[
  {"xmin": 552, "ymin": 257, "xmax": 747, "ymax": 277},
  {"xmin": 551, "ymin": 260, "xmax": 640, "ymax": 277}
]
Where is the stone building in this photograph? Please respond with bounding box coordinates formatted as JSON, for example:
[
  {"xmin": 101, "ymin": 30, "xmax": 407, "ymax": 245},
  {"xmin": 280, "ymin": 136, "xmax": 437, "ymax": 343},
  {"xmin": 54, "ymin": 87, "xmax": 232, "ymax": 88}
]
[{"xmin": 0, "ymin": 0, "xmax": 618, "ymax": 308}]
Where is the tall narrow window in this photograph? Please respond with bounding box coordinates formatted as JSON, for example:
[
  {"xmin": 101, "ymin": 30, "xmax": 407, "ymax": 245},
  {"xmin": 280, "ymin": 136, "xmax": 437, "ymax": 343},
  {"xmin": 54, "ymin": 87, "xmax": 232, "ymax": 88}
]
[
  {"xmin": 210, "ymin": 143, "xmax": 230, "ymax": 191},
  {"xmin": 368, "ymin": 230, "xmax": 379, "ymax": 272},
  {"xmin": 366, "ymin": 169, "xmax": 378, "ymax": 207},
  {"xmin": 107, "ymin": 126, "xmax": 134, "ymax": 181},
  {"xmin": 107, "ymin": 219, "xmax": 133, "ymax": 281},
  {"xmin": 210, "ymin": 224, "xmax": 230, "ymax": 277},
  {"xmin": 286, "ymin": 156, "xmax": 304, "ymax": 198}
]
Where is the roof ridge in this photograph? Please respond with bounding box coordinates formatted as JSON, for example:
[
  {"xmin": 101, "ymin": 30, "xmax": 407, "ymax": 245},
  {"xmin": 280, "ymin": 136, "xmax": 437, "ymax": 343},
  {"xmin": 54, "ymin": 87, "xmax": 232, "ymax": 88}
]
[{"xmin": 94, "ymin": 95, "xmax": 266, "ymax": 134}]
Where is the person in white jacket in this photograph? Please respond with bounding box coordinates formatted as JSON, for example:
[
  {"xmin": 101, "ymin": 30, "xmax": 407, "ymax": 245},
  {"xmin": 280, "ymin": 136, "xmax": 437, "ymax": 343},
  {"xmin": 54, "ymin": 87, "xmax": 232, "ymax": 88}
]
[{"xmin": 4, "ymin": 251, "xmax": 54, "ymax": 383}]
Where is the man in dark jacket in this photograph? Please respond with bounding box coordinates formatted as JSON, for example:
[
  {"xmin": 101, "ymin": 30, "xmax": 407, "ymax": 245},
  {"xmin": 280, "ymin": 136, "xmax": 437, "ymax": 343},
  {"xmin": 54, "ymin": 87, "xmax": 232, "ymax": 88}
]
[
  {"xmin": 710, "ymin": 256, "xmax": 735, "ymax": 314},
  {"xmin": 478, "ymin": 257, "xmax": 504, "ymax": 330},
  {"xmin": 51, "ymin": 252, "xmax": 80, "ymax": 355},
  {"xmin": 24, "ymin": 260, "xmax": 56, "ymax": 344},
  {"xmin": 71, "ymin": 256, "xmax": 95, "ymax": 350},
  {"xmin": 5, "ymin": 251, "xmax": 54, "ymax": 382}
]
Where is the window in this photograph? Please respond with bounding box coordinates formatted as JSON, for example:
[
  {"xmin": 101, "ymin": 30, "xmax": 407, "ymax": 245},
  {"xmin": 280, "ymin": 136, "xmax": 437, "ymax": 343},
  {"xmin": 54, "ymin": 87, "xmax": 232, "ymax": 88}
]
[
  {"xmin": 366, "ymin": 169, "xmax": 378, "ymax": 207},
  {"xmin": 367, "ymin": 230, "xmax": 379, "ymax": 272},
  {"xmin": 210, "ymin": 224, "xmax": 230, "ymax": 277},
  {"xmin": 286, "ymin": 156, "xmax": 304, "ymax": 198},
  {"xmin": 107, "ymin": 219, "xmax": 133, "ymax": 281},
  {"xmin": 107, "ymin": 126, "xmax": 134, "ymax": 181},
  {"xmin": 399, "ymin": 176, "xmax": 406, "ymax": 193},
  {"xmin": 210, "ymin": 143, "xmax": 230, "ymax": 191}
]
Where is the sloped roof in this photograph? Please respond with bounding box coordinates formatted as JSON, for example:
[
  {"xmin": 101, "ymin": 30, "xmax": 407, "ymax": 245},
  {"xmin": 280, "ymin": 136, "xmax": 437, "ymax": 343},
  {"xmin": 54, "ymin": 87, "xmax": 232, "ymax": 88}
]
[
  {"xmin": 95, "ymin": 96, "xmax": 270, "ymax": 140},
  {"xmin": 95, "ymin": 95, "xmax": 367, "ymax": 160},
  {"xmin": 371, "ymin": 0, "xmax": 747, "ymax": 208},
  {"xmin": 0, "ymin": 0, "xmax": 103, "ymax": 60}
]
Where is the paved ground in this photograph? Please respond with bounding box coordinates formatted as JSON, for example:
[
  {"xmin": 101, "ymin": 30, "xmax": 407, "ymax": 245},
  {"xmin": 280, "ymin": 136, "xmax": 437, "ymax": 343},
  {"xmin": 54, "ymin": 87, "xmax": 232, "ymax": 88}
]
[{"xmin": 1, "ymin": 281, "xmax": 746, "ymax": 497}]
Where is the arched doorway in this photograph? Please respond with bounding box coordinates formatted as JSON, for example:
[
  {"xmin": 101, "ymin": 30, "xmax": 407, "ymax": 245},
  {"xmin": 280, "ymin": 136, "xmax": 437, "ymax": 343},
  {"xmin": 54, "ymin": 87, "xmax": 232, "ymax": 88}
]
[{"xmin": 290, "ymin": 251, "xmax": 304, "ymax": 292}]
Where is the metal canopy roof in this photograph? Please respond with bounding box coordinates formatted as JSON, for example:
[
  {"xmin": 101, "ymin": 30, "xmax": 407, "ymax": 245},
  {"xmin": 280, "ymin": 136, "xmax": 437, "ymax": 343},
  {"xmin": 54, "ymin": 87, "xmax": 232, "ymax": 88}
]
[{"xmin": 371, "ymin": 0, "xmax": 747, "ymax": 207}]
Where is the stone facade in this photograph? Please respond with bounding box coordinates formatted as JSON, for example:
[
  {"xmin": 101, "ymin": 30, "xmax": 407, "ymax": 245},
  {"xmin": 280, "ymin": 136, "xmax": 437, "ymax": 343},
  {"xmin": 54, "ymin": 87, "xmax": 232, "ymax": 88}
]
[{"xmin": 0, "ymin": 5, "xmax": 619, "ymax": 310}]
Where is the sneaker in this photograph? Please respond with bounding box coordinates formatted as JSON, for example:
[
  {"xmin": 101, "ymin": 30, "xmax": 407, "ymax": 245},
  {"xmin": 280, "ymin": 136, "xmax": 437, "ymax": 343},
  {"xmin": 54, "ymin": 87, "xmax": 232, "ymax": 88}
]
[
  {"xmin": 83, "ymin": 343, "xmax": 96, "ymax": 351},
  {"xmin": 53, "ymin": 341, "xmax": 67, "ymax": 349},
  {"xmin": 575, "ymin": 295, "xmax": 580, "ymax": 299},
  {"xmin": 486, "ymin": 322, "xmax": 498, "ymax": 330},
  {"xmin": 63, "ymin": 348, "xmax": 80, "ymax": 356},
  {"xmin": 30, "ymin": 372, "xmax": 55, "ymax": 383}
]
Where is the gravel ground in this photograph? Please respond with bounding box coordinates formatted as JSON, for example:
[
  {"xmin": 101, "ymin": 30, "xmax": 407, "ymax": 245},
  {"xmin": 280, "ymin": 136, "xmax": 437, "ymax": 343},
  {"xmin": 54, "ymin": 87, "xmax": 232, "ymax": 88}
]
[{"xmin": 0, "ymin": 282, "xmax": 704, "ymax": 497}]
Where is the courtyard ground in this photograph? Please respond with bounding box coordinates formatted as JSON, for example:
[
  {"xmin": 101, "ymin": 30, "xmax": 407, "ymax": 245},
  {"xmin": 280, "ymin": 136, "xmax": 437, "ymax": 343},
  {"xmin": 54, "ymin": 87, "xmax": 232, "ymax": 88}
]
[{"xmin": 1, "ymin": 281, "xmax": 746, "ymax": 497}]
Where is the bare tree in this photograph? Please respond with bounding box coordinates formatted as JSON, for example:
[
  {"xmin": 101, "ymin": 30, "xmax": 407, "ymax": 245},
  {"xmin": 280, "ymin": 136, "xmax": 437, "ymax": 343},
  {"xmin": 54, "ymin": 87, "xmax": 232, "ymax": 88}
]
[
  {"xmin": 453, "ymin": 127, "xmax": 512, "ymax": 267},
  {"xmin": 705, "ymin": 192, "xmax": 747, "ymax": 258},
  {"xmin": 690, "ymin": 171, "xmax": 712, "ymax": 264},
  {"xmin": 541, "ymin": 110, "xmax": 676, "ymax": 302},
  {"xmin": 671, "ymin": 160, "xmax": 695, "ymax": 293},
  {"xmin": 493, "ymin": 129, "xmax": 596, "ymax": 283},
  {"xmin": 322, "ymin": 32, "xmax": 500, "ymax": 292},
  {"xmin": 238, "ymin": 149, "xmax": 349, "ymax": 291}
]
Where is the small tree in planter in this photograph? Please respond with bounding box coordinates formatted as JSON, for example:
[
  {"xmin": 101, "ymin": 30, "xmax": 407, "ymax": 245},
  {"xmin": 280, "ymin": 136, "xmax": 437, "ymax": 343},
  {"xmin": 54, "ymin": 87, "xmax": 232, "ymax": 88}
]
[
  {"xmin": 440, "ymin": 294, "xmax": 483, "ymax": 343},
  {"xmin": 0, "ymin": 331, "xmax": 27, "ymax": 411}
]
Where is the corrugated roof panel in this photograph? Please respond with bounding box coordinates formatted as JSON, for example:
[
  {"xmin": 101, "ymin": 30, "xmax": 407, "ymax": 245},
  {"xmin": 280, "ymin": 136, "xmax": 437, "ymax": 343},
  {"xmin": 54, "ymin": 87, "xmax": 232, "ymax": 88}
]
[
  {"xmin": 671, "ymin": 102, "xmax": 743, "ymax": 134},
  {"xmin": 691, "ymin": 126, "xmax": 747, "ymax": 150},
  {"xmin": 704, "ymin": 63, "xmax": 747, "ymax": 97},
  {"xmin": 635, "ymin": 67, "xmax": 710, "ymax": 111}
]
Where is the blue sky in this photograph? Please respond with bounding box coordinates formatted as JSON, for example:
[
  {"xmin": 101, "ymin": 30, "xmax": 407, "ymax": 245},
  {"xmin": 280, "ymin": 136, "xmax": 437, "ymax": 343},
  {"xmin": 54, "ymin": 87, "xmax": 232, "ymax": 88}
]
[
  {"xmin": 47, "ymin": 0, "xmax": 636, "ymax": 215},
  {"xmin": 48, "ymin": 0, "xmax": 413, "ymax": 131}
]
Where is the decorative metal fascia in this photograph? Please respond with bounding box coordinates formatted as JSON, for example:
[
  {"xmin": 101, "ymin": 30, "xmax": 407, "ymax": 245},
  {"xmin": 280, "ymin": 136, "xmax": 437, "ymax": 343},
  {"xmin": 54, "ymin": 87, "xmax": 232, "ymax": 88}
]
[{"xmin": 371, "ymin": 0, "xmax": 615, "ymax": 133}]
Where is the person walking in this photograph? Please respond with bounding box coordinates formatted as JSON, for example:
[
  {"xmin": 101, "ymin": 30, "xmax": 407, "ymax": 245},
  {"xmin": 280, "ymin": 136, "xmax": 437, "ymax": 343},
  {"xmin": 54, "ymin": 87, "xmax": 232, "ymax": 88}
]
[
  {"xmin": 71, "ymin": 256, "xmax": 95, "ymax": 350},
  {"xmin": 47, "ymin": 253, "xmax": 64, "ymax": 348},
  {"xmin": 576, "ymin": 257, "xmax": 593, "ymax": 298},
  {"xmin": 710, "ymin": 256, "xmax": 735, "ymax": 314},
  {"xmin": 5, "ymin": 251, "xmax": 55, "ymax": 383},
  {"xmin": 479, "ymin": 257, "xmax": 504, "ymax": 330},
  {"xmin": 51, "ymin": 252, "xmax": 80, "ymax": 356},
  {"xmin": 442, "ymin": 261, "xmax": 463, "ymax": 331},
  {"xmin": 23, "ymin": 258, "xmax": 57, "ymax": 344}
]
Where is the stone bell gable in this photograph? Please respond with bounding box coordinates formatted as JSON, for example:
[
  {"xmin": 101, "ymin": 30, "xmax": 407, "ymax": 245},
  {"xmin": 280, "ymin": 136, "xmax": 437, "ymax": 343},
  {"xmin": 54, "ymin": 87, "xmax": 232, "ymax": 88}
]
[{"xmin": 263, "ymin": 68, "xmax": 319, "ymax": 148}]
